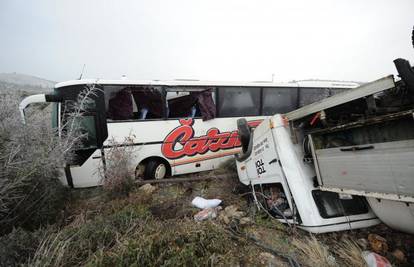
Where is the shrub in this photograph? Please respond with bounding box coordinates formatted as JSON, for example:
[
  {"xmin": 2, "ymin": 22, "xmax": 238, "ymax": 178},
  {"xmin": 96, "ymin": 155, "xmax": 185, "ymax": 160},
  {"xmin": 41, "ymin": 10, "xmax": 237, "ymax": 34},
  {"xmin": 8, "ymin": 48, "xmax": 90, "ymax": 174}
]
[
  {"xmin": 0, "ymin": 227, "xmax": 45, "ymax": 266},
  {"xmin": 0, "ymin": 87, "xmax": 97, "ymax": 234},
  {"xmin": 26, "ymin": 204, "xmax": 150, "ymax": 267},
  {"xmin": 100, "ymin": 135, "xmax": 136, "ymax": 198}
]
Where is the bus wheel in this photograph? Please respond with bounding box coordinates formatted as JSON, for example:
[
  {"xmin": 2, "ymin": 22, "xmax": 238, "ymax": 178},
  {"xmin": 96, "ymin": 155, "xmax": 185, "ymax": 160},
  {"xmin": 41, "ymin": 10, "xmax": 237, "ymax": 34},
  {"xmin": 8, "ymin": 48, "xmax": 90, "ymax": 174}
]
[{"xmin": 145, "ymin": 160, "xmax": 167, "ymax": 180}]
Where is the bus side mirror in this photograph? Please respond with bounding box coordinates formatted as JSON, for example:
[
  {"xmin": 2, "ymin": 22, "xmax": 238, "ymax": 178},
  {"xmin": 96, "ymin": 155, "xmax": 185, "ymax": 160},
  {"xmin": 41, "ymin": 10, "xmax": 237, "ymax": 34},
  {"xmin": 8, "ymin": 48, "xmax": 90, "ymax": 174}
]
[{"xmin": 19, "ymin": 94, "xmax": 62, "ymax": 124}]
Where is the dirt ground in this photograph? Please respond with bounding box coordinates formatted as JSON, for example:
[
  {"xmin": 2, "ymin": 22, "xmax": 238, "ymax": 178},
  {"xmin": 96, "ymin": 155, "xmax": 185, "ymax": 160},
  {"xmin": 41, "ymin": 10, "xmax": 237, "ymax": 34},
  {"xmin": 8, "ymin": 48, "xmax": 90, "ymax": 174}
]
[{"xmin": 66, "ymin": 170, "xmax": 414, "ymax": 267}]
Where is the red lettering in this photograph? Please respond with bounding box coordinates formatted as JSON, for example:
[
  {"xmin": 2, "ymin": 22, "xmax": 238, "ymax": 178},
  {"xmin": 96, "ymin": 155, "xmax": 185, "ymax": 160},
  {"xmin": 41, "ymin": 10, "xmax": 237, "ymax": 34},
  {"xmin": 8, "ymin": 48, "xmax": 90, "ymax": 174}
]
[{"xmin": 161, "ymin": 118, "xmax": 263, "ymax": 159}]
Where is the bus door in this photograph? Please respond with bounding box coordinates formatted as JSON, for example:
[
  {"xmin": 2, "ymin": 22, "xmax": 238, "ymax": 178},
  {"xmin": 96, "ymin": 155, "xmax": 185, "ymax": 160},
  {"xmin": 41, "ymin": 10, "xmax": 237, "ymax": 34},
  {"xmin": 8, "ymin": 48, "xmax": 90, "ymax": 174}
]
[{"xmin": 62, "ymin": 86, "xmax": 108, "ymax": 188}]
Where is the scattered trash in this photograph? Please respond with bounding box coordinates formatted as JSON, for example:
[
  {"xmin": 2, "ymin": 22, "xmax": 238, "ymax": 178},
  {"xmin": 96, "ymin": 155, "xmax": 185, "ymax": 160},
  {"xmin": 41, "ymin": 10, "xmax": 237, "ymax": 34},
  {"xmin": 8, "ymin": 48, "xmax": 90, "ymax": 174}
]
[
  {"xmin": 362, "ymin": 251, "xmax": 392, "ymax": 267},
  {"xmin": 391, "ymin": 248, "xmax": 406, "ymax": 263},
  {"xmin": 368, "ymin": 234, "xmax": 388, "ymax": 254},
  {"xmin": 139, "ymin": 184, "xmax": 156, "ymax": 194},
  {"xmin": 191, "ymin": 196, "xmax": 222, "ymax": 209},
  {"xmin": 194, "ymin": 207, "xmax": 221, "ymax": 222}
]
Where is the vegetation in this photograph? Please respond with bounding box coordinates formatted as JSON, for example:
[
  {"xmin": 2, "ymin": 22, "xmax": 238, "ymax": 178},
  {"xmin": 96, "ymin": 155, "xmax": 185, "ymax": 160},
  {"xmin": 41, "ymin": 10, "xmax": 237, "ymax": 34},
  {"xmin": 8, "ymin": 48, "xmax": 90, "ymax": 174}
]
[
  {"xmin": 0, "ymin": 92, "xmax": 68, "ymax": 234},
  {"xmin": 0, "ymin": 88, "xmax": 411, "ymax": 266},
  {"xmin": 100, "ymin": 136, "xmax": 136, "ymax": 198}
]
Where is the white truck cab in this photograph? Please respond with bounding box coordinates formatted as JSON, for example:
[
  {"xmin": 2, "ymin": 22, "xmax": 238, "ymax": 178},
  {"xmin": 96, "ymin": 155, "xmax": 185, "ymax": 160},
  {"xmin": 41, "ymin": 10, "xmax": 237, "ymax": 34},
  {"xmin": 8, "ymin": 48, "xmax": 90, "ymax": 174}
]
[{"xmin": 235, "ymin": 114, "xmax": 379, "ymax": 233}]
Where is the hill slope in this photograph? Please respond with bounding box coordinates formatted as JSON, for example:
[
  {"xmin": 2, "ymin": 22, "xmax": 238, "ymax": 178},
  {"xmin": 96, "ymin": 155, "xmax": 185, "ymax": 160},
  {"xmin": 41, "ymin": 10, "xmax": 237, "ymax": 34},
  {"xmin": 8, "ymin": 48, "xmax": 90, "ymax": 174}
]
[{"xmin": 0, "ymin": 73, "xmax": 55, "ymax": 91}]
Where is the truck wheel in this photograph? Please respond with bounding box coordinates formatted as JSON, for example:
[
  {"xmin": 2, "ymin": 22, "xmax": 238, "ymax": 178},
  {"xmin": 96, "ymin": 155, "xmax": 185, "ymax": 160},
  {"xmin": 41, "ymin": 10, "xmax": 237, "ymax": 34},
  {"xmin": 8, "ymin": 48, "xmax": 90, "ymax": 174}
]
[
  {"xmin": 237, "ymin": 118, "xmax": 251, "ymax": 153},
  {"xmin": 144, "ymin": 160, "xmax": 167, "ymax": 180}
]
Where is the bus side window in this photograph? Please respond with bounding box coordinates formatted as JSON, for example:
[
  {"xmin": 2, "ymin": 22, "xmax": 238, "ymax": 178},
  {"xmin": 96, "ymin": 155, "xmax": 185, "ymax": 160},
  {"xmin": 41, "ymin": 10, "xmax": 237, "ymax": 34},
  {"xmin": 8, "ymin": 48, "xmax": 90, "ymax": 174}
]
[
  {"xmin": 167, "ymin": 91, "xmax": 197, "ymax": 118},
  {"xmin": 167, "ymin": 89, "xmax": 216, "ymax": 120},
  {"xmin": 218, "ymin": 87, "xmax": 260, "ymax": 117},
  {"xmin": 262, "ymin": 88, "xmax": 297, "ymax": 115},
  {"xmin": 107, "ymin": 88, "xmax": 133, "ymax": 120},
  {"xmin": 131, "ymin": 87, "xmax": 164, "ymax": 120},
  {"xmin": 298, "ymin": 88, "xmax": 331, "ymax": 107}
]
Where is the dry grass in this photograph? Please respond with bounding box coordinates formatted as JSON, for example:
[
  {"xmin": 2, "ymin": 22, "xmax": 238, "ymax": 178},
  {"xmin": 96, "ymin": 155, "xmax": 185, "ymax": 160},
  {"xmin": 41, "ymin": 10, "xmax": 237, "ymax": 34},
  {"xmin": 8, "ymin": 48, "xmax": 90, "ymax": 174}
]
[
  {"xmin": 292, "ymin": 235, "xmax": 337, "ymax": 267},
  {"xmin": 28, "ymin": 231, "xmax": 72, "ymax": 267},
  {"xmin": 334, "ymin": 238, "xmax": 367, "ymax": 267}
]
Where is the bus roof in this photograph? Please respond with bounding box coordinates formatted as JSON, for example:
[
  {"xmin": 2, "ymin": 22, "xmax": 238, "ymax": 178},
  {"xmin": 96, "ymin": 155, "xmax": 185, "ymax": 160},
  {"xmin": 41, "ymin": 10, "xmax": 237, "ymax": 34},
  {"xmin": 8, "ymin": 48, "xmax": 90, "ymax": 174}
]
[{"xmin": 55, "ymin": 78, "xmax": 361, "ymax": 89}]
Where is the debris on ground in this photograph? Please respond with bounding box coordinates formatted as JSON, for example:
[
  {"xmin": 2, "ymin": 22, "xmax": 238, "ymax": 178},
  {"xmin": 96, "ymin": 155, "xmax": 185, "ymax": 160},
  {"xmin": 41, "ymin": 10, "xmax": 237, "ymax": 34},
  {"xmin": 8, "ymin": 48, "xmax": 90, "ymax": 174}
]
[
  {"xmin": 4, "ymin": 170, "xmax": 413, "ymax": 266},
  {"xmin": 194, "ymin": 206, "xmax": 222, "ymax": 221},
  {"xmin": 191, "ymin": 196, "xmax": 222, "ymax": 209},
  {"xmin": 391, "ymin": 249, "xmax": 406, "ymax": 263},
  {"xmin": 362, "ymin": 251, "xmax": 392, "ymax": 267},
  {"xmin": 368, "ymin": 233, "xmax": 389, "ymax": 254}
]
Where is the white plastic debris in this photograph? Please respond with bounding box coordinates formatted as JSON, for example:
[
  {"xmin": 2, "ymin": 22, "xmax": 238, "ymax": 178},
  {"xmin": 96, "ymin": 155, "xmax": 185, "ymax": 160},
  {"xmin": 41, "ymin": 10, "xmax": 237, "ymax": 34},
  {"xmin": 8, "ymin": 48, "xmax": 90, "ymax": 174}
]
[
  {"xmin": 362, "ymin": 251, "xmax": 392, "ymax": 267},
  {"xmin": 191, "ymin": 196, "xmax": 222, "ymax": 209},
  {"xmin": 194, "ymin": 207, "xmax": 221, "ymax": 222}
]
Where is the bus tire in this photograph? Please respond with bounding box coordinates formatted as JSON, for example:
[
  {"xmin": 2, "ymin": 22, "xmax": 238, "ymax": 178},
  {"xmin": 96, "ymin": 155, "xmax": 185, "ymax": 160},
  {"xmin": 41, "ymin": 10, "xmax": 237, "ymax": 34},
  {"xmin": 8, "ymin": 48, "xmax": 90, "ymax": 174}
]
[{"xmin": 145, "ymin": 160, "xmax": 167, "ymax": 180}]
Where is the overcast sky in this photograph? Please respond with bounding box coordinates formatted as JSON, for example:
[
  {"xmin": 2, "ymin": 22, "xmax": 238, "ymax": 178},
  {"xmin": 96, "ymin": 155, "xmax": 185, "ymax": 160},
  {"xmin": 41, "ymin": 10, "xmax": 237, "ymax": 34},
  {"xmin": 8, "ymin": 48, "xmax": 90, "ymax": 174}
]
[{"xmin": 0, "ymin": 0, "xmax": 413, "ymax": 83}]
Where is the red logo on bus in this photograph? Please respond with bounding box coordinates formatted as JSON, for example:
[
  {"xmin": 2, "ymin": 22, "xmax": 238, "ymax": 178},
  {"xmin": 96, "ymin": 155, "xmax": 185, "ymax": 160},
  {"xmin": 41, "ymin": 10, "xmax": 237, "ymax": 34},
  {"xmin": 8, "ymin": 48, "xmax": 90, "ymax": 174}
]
[{"xmin": 161, "ymin": 118, "xmax": 261, "ymax": 159}]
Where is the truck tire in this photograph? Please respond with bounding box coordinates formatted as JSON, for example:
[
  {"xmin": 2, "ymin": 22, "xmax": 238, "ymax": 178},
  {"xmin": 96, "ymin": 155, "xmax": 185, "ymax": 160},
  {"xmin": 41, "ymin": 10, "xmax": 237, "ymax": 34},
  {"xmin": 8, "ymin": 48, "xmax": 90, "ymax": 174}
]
[
  {"xmin": 144, "ymin": 160, "xmax": 167, "ymax": 180},
  {"xmin": 237, "ymin": 118, "xmax": 251, "ymax": 153}
]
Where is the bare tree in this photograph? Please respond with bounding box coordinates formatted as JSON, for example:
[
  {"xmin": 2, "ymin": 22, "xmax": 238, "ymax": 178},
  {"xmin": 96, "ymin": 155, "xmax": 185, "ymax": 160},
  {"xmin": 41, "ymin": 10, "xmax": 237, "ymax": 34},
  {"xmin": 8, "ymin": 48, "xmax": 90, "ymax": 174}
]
[{"xmin": 0, "ymin": 85, "xmax": 99, "ymax": 234}]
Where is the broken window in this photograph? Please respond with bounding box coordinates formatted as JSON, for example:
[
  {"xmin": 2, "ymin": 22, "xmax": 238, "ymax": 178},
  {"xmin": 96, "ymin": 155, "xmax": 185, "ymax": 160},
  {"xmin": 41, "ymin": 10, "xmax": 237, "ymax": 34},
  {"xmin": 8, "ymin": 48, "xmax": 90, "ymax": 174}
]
[
  {"xmin": 167, "ymin": 88, "xmax": 216, "ymax": 121},
  {"xmin": 253, "ymin": 183, "xmax": 293, "ymax": 219},
  {"xmin": 131, "ymin": 87, "xmax": 164, "ymax": 119},
  {"xmin": 312, "ymin": 190, "xmax": 369, "ymax": 218},
  {"xmin": 106, "ymin": 88, "xmax": 133, "ymax": 120},
  {"xmin": 105, "ymin": 86, "xmax": 164, "ymax": 120}
]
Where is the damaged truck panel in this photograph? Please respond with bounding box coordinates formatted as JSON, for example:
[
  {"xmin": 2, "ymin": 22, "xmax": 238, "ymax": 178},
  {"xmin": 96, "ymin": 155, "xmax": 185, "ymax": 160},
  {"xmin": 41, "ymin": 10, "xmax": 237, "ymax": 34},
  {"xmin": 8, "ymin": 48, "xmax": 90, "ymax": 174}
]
[
  {"xmin": 236, "ymin": 115, "xmax": 379, "ymax": 233},
  {"xmin": 236, "ymin": 58, "xmax": 414, "ymax": 233}
]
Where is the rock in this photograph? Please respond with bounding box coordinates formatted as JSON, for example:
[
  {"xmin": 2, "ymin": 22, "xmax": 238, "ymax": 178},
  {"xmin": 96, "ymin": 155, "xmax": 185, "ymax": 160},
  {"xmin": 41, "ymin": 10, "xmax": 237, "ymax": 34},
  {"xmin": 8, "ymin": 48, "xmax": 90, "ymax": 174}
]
[
  {"xmin": 368, "ymin": 234, "xmax": 388, "ymax": 254},
  {"xmin": 139, "ymin": 184, "xmax": 156, "ymax": 194},
  {"xmin": 218, "ymin": 205, "xmax": 249, "ymax": 225},
  {"xmin": 219, "ymin": 214, "xmax": 231, "ymax": 224},
  {"xmin": 259, "ymin": 252, "xmax": 276, "ymax": 265},
  {"xmin": 391, "ymin": 249, "xmax": 406, "ymax": 263},
  {"xmin": 239, "ymin": 217, "xmax": 252, "ymax": 225},
  {"xmin": 224, "ymin": 205, "xmax": 245, "ymax": 219}
]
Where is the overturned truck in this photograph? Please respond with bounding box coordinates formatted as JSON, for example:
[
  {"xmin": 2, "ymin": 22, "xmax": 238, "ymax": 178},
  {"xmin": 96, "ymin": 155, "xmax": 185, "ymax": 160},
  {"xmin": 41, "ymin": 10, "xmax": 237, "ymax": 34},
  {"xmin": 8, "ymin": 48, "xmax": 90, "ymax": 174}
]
[{"xmin": 235, "ymin": 58, "xmax": 414, "ymax": 233}]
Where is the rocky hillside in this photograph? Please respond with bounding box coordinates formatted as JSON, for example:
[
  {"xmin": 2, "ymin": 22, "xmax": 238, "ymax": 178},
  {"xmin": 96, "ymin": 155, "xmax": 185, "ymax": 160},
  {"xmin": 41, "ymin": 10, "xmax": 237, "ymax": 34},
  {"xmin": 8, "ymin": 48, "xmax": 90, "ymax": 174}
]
[{"xmin": 0, "ymin": 73, "xmax": 55, "ymax": 92}]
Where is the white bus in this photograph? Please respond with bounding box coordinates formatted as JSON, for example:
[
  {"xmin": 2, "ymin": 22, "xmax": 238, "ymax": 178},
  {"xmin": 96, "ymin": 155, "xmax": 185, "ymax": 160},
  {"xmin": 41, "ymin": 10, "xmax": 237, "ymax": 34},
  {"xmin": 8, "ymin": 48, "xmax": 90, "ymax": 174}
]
[{"xmin": 20, "ymin": 79, "xmax": 359, "ymax": 188}]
